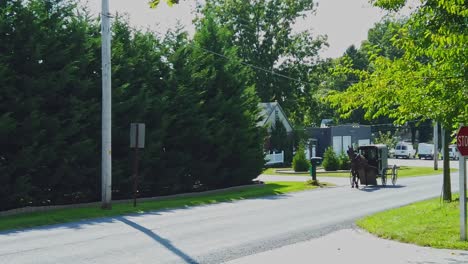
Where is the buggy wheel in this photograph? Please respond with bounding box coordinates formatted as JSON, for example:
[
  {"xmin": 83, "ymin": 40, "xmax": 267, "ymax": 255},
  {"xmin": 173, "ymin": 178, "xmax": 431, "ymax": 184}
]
[
  {"xmin": 392, "ymin": 165, "xmax": 398, "ymax": 185},
  {"xmin": 381, "ymin": 168, "xmax": 387, "ymax": 186}
]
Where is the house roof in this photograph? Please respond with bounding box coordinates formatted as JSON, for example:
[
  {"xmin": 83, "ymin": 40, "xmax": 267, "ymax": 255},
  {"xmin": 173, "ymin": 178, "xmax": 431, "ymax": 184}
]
[{"xmin": 258, "ymin": 102, "xmax": 293, "ymax": 132}]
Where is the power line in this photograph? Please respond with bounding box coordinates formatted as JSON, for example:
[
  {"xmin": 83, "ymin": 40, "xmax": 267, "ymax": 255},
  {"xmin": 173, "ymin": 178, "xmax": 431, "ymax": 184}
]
[
  {"xmin": 118, "ymin": 20, "xmax": 466, "ymax": 86},
  {"xmin": 195, "ymin": 45, "xmax": 311, "ymax": 85}
]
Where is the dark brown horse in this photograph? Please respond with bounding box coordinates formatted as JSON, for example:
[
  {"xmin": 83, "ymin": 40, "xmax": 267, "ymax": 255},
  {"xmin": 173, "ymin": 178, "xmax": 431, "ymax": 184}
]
[
  {"xmin": 347, "ymin": 146, "xmax": 378, "ymax": 188},
  {"xmin": 347, "ymin": 146, "xmax": 363, "ymax": 188}
]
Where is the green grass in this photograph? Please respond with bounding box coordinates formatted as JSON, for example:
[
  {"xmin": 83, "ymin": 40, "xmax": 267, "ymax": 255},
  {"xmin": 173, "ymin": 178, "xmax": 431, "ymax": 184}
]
[
  {"xmin": 262, "ymin": 167, "xmax": 348, "ymax": 176},
  {"xmin": 263, "ymin": 166, "xmax": 454, "ymax": 178},
  {"xmin": 397, "ymin": 166, "xmax": 456, "ymax": 177},
  {"xmin": 357, "ymin": 196, "xmax": 468, "ymax": 250},
  {"xmin": 0, "ymin": 181, "xmax": 321, "ymax": 232}
]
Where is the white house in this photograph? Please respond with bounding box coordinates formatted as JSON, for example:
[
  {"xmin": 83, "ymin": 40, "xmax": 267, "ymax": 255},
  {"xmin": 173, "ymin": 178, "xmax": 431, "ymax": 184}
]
[
  {"xmin": 258, "ymin": 102, "xmax": 293, "ymax": 133},
  {"xmin": 258, "ymin": 102, "xmax": 293, "ymax": 165}
]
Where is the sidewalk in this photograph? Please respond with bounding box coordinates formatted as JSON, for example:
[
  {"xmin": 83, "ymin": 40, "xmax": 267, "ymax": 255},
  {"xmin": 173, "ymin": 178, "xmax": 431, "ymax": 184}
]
[{"xmin": 225, "ymin": 229, "xmax": 468, "ymax": 264}]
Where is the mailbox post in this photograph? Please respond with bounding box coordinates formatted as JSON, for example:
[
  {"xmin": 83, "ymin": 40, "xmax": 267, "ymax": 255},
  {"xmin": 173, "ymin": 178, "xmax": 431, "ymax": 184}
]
[
  {"xmin": 130, "ymin": 123, "xmax": 145, "ymax": 207},
  {"xmin": 310, "ymin": 157, "xmax": 323, "ymax": 181}
]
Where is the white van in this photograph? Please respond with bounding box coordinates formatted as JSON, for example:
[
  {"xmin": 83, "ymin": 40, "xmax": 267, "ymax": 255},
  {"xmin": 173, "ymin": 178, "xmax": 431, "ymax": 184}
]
[
  {"xmin": 448, "ymin": 145, "xmax": 459, "ymax": 160},
  {"xmin": 417, "ymin": 143, "xmax": 434, "ymax": 160},
  {"xmin": 395, "ymin": 142, "xmax": 416, "ymax": 159}
]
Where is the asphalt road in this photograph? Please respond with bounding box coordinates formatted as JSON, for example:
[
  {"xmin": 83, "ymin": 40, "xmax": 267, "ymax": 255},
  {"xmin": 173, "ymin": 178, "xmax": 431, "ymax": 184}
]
[{"xmin": 0, "ymin": 173, "xmax": 463, "ymax": 264}]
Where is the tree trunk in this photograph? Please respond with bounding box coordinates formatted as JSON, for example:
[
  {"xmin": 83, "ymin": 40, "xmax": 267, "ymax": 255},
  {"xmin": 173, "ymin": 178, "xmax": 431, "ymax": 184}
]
[
  {"xmin": 410, "ymin": 123, "xmax": 416, "ymax": 145},
  {"xmin": 442, "ymin": 127, "xmax": 451, "ymax": 201}
]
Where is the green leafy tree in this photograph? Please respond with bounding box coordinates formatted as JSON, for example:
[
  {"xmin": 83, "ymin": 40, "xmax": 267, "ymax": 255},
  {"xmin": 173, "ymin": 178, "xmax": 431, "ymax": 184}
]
[
  {"xmin": 199, "ymin": 0, "xmax": 326, "ymax": 125},
  {"xmin": 328, "ymin": 0, "xmax": 467, "ymax": 200},
  {"xmin": 373, "ymin": 131, "xmax": 397, "ymax": 149}
]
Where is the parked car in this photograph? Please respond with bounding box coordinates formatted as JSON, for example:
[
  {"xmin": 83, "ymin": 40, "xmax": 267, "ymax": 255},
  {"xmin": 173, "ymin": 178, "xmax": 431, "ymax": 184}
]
[
  {"xmin": 442, "ymin": 145, "xmax": 460, "ymax": 160},
  {"xmin": 417, "ymin": 143, "xmax": 434, "ymax": 159},
  {"xmin": 395, "ymin": 142, "xmax": 416, "ymax": 159}
]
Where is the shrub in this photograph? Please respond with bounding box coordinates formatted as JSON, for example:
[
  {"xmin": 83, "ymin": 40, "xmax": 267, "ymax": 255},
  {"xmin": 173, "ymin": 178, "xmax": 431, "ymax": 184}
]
[
  {"xmin": 339, "ymin": 152, "xmax": 351, "ymax": 170},
  {"xmin": 292, "ymin": 146, "xmax": 310, "ymax": 172},
  {"xmin": 322, "ymin": 147, "xmax": 339, "ymax": 171}
]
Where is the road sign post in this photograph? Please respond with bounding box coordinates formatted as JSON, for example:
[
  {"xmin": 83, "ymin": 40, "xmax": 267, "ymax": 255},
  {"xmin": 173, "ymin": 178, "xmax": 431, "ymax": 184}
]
[
  {"xmin": 130, "ymin": 123, "xmax": 145, "ymax": 207},
  {"xmin": 456, "ymin": 125, "xmax": 468, "ymax": 241}
]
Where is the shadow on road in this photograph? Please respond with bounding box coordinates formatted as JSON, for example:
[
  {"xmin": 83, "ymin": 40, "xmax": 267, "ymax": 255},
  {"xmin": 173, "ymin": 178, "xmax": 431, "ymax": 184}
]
[
  {"xmin": 118, "ymin": 217, "xmax": 198, "ymax": 264},
  {"xmin": 358, "ymin": 185, "xmax": 406, "ymax": 192}
]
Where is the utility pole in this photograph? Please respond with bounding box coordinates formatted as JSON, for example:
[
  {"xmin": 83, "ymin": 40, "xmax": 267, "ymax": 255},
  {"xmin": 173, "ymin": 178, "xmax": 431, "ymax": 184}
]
[
  {"xmin": 434, "ymin": 121, "xmax": 438, "ymax": 170},
  {"xmin": 101, "ymin": 0, "xmax": 112, "ymax": 209}
]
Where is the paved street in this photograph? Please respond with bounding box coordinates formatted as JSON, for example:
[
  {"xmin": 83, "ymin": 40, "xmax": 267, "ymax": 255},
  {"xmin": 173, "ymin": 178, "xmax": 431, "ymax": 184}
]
[{"xmin": 0, "ymin": 170, "xmax": 464, "ymax": 264}]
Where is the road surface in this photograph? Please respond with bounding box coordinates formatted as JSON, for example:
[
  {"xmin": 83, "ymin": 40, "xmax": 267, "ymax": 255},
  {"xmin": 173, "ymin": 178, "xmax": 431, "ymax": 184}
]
[{"xmin": 0, "ymin": 173, "xmax": 463, "ymax": 264}]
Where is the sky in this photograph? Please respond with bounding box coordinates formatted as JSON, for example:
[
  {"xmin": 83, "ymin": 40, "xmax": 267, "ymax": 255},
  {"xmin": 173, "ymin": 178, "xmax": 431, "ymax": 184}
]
[{"xmin": 81, "ymin": 0, "xmax": 409, "ymax": 59}]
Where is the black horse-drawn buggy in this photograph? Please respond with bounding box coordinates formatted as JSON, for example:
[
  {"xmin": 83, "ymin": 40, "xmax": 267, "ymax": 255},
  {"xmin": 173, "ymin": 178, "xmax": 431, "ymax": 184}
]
[{"xmin": 347, "ymin": 144, "xmax": 398, "ymax": 188}]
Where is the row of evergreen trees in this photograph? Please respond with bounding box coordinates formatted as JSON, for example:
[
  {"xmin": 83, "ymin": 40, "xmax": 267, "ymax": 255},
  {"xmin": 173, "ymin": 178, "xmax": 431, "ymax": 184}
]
[{"xmin": 0, "ymin": 0, "xmax": 266, "ymax": 211}]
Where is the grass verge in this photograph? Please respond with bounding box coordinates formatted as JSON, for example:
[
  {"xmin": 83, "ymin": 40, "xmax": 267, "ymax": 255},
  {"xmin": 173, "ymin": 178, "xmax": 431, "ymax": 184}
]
[
  {"xmin": 357, "ymin": 196, "xmax": 468, "ymax": 250},
  {"xmin": 262, "ymin": 167, "xmax": 348, "ymax": 176},
  {"xmin": 397, "ymin": 166, "xmax": 456, "ymax": 177},
  {"xmin": 0, "ymin": 181, "xmax": 322, "ymax": 232},
  {"xmin": 263, "ymin": 166, "xmax": 456, "ymax": 178}
]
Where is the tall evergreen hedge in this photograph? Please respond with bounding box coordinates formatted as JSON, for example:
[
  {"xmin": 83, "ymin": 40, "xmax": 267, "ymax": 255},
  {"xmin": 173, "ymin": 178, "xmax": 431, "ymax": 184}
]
[{"xmin": 0, "ymin": 0, "xmax": 265, "ymax": 211}]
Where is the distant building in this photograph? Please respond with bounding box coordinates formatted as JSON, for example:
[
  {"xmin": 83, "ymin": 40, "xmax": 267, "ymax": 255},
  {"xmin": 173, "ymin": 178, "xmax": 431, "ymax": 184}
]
[
  {"xmin": 258, "ymin": 102, "xmax": 293, "ymax": 133},
  {"xmin": 306, "ymin": 124, "xmax": 372, "ymax": 157}
]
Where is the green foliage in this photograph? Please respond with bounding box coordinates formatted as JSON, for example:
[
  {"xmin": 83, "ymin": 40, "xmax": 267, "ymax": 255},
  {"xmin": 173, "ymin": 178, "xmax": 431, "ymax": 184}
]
[
  {"xmin": 292, "ymin": 145, "xmax": 310, "ymax": 172},
  {"xmin": 322, "ymin": 147, "xmax": 339, "ymax": 171},
  {"xmin": 373, "ymin": 131, "xmax": 397, "ymax": 149},
  {"xmin": 328, "ymin": 0, "xmax": 468, "ymax": 128},
  {"xmin": 269, "ymin": 116, "xmax": 295, "ymax": 163},
  {"xmin": 0, "ymin": 0, "xmax": 102, "ymax": 209},
  {"xmin": 0, "ymin": 0, "xmax": 265, "ymax": 211},
  {"xmin": 173, "ymin": 14, "xmax": 265, "ymax": 188},
  {"xmin": 200, "ymin": 0, "xmax": 326, "ymax": 125},
  {"xmin": 149, "ymin": 0, "xmax": 179, "ymax": 8},
  {"xmin": 269, "ymin": 117, "xmax": 288, "ymax": 152},
  {"xmin": 338, "ymin": 152, "xmax": 351, "ymax": 170},
  {"xmin": 327, "ymin": 0, "xmax": 467, "ymax": 201}
]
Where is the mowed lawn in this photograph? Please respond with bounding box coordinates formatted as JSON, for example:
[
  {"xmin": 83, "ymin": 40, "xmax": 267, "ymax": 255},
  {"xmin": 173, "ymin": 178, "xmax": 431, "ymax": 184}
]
[
  {"xmin": 358, "ymin": 195, "xmax": 468, "ymax": 250},
  {"xmin": 263, "ymin": 166, "xmax": 454, "ymax": 178},
  {"xmin": 0, "ymin": 181, "xmax": 326, "ymax": 232}
]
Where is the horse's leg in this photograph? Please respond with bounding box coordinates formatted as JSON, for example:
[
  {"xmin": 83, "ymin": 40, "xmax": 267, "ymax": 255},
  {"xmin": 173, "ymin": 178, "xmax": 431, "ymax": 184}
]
[
  {"xmin": 354, "ymin": 174, "xmax": 359, "ymax": 188},
  {"xmin": 353, "ymin": 170, "xmax": 359, "ymax": 188}
]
